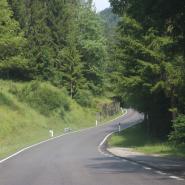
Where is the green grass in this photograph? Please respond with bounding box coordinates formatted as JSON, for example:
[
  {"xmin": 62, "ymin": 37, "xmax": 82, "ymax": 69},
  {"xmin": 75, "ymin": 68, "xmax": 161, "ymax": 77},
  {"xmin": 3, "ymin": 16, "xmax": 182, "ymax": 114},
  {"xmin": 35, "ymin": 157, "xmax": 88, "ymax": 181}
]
[
  {"xmin": 0, "ymin": 80, "xmax": 122, "ymax": 159},
  {"xmin": 108, "ymin": 123, "xmax": 185, "ymax": 158}
]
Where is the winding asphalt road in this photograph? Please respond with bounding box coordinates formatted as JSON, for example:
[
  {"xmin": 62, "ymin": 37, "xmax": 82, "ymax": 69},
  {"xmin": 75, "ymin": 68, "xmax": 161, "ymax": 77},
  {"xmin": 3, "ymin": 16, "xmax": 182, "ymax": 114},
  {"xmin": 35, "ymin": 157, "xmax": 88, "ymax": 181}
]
[{"xmin": 0, "ymin": 109, "xmax": 184, "ymax": 185}]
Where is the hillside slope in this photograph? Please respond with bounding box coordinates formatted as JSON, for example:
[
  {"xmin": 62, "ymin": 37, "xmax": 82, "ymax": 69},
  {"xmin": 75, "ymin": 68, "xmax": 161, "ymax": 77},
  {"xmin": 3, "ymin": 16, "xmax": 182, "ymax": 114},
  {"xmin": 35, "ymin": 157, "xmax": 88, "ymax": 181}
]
[
  {"xmin": 0, "ymin": 81, "xmax": 95, "ymax": 158},
  {"xmin": 0, "ymin": 80, "xmax": 121, "ymax": 158}
]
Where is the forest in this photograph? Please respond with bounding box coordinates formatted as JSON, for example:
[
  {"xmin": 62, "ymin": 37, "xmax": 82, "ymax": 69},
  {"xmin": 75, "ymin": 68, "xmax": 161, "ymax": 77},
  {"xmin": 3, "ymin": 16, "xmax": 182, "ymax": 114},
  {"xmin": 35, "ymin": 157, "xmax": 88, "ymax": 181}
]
[
  {"xmin": 0, "ymin": 0, "xmax": 185, "ymax": 156},
  {"xmin": 109, "ymin": 0, "xmax": 185, "ymax": 146},
  {"xmin": 1, "ymin": 0, "xmax": 109, "ymax": 98},
  {"xmin": 0, "ymin": 0, "xmax": 114, "ymax": 157}
]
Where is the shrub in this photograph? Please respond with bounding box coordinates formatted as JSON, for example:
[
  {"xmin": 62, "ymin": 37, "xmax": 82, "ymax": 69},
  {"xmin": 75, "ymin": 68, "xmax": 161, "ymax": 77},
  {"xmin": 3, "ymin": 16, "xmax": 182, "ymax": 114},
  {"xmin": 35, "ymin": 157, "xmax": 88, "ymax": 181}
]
[
  {"xmin": 11, "ymin": 81, "xmax": 70, "ymax": 116},
  {"xmin": 0, "ymin": 92, "xmax": 13, "ymax": 106},
  {"xmin": 169, "ymin": 115, "xmax": 185, "ymax": 146},
  {"xmin": 0, "ymin": 91, "xmax": 19, "ymax": 110},
  {"xmin": 74, "ymin": 90, "xmax": 93, "ymax": 107}
]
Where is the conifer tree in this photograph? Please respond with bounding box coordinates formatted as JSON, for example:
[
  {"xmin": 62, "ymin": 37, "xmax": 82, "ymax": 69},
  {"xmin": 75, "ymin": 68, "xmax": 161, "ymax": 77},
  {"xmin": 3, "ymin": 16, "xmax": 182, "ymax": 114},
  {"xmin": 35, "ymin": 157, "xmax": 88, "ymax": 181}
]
[
  {"xmin": 110, "ymin": 15, "xmax": 174, "ymax": 136},
  {"xmin": 0, "ymin": 0, "xmax": 28, "ymax": 79},
  {"xmin": 78, "ymin": 1, "xmax": 108, "ymax": 95},
  {"xmin": 110, "ymin": 0, "xmax": 185, "ymax": 138}
]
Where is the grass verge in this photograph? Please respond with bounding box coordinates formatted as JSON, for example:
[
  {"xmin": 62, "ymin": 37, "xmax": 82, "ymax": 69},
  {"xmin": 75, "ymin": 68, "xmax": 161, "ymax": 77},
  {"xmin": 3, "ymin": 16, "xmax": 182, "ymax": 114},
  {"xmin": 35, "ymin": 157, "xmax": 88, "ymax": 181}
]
[{"xmin": 108, "ymin": 123, "xmax": 185, "ymax": 158}]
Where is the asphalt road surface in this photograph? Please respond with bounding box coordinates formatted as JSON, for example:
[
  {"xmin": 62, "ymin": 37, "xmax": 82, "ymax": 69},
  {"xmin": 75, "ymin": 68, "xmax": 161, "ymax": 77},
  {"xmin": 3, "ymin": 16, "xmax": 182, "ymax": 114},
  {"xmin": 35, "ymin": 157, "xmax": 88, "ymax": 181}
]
[{"xmin": 0, "ymin": 109, "xmax": 184, "ymax": 185}]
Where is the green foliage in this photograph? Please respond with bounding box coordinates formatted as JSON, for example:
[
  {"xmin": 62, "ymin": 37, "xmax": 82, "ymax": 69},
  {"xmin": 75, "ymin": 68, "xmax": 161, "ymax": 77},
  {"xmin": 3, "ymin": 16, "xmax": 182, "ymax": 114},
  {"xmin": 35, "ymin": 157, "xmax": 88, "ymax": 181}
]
[
  {"xmin": 169, "ymin": 115, "xmax": 185, "ymax": 146},
  {"xmin": 7, "ymin": 0, "xmax": 108, "ymax": 98},
  {"xmin": 10, "ymin": 81, "xmax": 70, "ymax": 116},
  {"xmin": 99, "ymin": 8, "xmax": 120, "ymax": 39},
  {"xmin": 78, "ymin": 3, "xmax": 108, "ymax": 94},
  {"xmin": 74, "ymin": 89, "xmax": 93, "ymax": 107},
  {"xmin": 0, "ymin": 0, "xmax": 29, "ymax": 79},
  {"xmin": 109, "ymin": 15, "xmax": 173, "ymax": 137},
  {"xmin": 0, "ymin": 91, "xmax": 18, "ymax": 109},
  {"xmin": 109, "ymin": 124, "xmax": 151, "ymax": 148},
  {"xmin": 0, "ymin": 80, "xmax": 120, "ymax": 158},
  {"xmin": 109, "ymin": 0, "xmax": 185, "ymax": 140},
  {"xmin": 56, "ymin": 44, "xmax": 84, "ymax": 98},
  {"xmin": 0, "ymin": 80, "xmax": 99, "ymax": 158},
  {"xmin": 109, "ymin": 123, "xmax": 185, "ymax": 157},
  {"xmin": 110, "ymin": 0, "xmax": 185, "ymax": 44}
]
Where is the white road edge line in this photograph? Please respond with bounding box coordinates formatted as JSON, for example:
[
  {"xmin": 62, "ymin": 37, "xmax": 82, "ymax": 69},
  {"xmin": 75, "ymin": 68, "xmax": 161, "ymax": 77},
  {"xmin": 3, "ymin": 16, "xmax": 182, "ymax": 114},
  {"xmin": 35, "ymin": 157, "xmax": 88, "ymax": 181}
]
[
  {"xmin": 98, "ymin": 110, "xmax": 129, "ymax": 158},
  {"xmin": 155, "ymin": 171, "xmax": 167, "ymax": 175},
  {"xmin": 0, "ymin": 110, "xmax": 128, "ymax": 164},
  {"xmin": 98, "ymin": 114, "xmax": 185, "ymax": 182},
  {"xmin": 99, "ymin": 132, "xmax": 115, "ymax": 146},
  {"xmin": 143, "ymin": 167, "xmax": 152, "ymax": 170},
  {"xmin": 98, "ymin": 109, "xmax": 141, "ymax": 159}
]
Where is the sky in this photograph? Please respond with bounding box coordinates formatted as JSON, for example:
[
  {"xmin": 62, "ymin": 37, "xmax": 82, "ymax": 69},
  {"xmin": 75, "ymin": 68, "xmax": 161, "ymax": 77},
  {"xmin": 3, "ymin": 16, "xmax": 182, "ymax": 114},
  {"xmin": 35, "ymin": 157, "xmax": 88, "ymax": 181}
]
[{"xmin": 93, "ymin": 0, "xmax": 110, "ymax": 12}]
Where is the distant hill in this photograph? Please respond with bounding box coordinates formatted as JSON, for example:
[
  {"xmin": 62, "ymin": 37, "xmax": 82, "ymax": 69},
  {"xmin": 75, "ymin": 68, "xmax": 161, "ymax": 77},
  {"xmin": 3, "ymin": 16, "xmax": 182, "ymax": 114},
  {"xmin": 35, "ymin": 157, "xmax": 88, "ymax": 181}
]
[
  {"xmin": 99, "ymin": 8, "xmax": 120, "ymax": 39},
  {"xmin": 99, "ymin": 8, "xmax": 119, "ymax": 29}
]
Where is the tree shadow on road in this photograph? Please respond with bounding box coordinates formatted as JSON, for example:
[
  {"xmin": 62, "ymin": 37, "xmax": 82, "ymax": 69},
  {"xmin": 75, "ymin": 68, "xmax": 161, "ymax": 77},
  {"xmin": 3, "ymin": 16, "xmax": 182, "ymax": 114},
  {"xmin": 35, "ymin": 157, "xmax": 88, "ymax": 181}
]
[{"xmin": 86, "ymin": 156, "xmax": 177, "ymax": 182}]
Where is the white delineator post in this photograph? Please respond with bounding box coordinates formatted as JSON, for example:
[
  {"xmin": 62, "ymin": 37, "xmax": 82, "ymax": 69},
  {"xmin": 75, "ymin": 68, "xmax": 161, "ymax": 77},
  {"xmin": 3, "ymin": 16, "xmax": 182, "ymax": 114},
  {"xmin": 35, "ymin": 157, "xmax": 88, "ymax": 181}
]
[
  {"xmin": 96, "ymin": 120, "xmax": 98, "ymax": 127},
  {"xmin": 118, "ymin": 123, "xmax": 121, "ymax": 133},
  {"xmin": 49, "ymin": 130, "xmax": 54, "ymax": 137}
]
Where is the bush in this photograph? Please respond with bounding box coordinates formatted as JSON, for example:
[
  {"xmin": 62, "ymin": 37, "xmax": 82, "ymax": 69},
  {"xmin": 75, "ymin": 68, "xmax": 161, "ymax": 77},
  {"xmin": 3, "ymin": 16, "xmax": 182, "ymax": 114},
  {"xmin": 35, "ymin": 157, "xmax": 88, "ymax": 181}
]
[
  {"xmin": 10, "ymin": 81, "xmax": 70, "ymax": 116},
  {"xmin": 169, "ymin": 115, "xmax": 185, "ymax": 146},
  {"xmin": 0, "ymin": 92, "xmax": 13, "ymax": 106},
  {"xmin": 74, "ymin": 90, "xmax": 93, "ymax": 107},
  {"xmin": 0, "ymin": 91, "xmax": 19, "ymax": 110}
]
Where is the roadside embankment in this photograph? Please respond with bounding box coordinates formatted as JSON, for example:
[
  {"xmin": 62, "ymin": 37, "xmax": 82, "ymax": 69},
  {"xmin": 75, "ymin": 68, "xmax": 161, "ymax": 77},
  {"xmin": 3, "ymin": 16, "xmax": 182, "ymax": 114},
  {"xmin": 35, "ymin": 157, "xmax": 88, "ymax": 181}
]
[{"xmin": 0, "ymin": 80, "xmax": 122, "ymax": 159}]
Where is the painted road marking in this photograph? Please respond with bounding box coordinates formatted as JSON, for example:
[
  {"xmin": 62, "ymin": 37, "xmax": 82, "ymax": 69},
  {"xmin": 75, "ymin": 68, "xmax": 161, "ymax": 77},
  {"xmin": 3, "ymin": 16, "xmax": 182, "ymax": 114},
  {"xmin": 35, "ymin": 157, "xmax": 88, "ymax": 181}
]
[
  {"xmin": 143, "ymin": 167, "xmax": 152, "ymax": 170},
  {"xmin": 155, "ymin": 171, "xmax": 167, "ymax": 175},
  {"xmin": 99, "ymin": 132, "xmax": 114, "ymax": 147},
  {"xmin": 0, "ymin": 111, "xmax": 128, "ymax": 164},
  {"xmin": 98, "ymin": 122, "xmax": 185, "ymax": 182},
  {"xmin": 169, "ymin": 176, "xmax": 184, "ymax": 181}
]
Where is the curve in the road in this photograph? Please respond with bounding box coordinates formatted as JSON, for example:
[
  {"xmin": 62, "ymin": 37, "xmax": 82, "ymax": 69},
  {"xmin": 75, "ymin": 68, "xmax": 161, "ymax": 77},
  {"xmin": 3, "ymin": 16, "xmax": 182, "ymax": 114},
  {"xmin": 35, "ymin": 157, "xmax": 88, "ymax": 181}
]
[
  {"xmin": 0, "ymin": 109, "xmax": 184, "ymax": 185},
  {"xmin": 0, "ymin": 110, "xmax": 128, "ymax": 164}
]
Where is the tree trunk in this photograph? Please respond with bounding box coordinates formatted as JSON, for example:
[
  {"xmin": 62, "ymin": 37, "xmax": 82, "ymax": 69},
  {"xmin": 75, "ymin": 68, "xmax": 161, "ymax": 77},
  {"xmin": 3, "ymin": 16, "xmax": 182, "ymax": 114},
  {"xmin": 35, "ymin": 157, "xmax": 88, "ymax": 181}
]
[{"xmin": 171, "ymin": 95, "xmax": 177, "ymax": 120}]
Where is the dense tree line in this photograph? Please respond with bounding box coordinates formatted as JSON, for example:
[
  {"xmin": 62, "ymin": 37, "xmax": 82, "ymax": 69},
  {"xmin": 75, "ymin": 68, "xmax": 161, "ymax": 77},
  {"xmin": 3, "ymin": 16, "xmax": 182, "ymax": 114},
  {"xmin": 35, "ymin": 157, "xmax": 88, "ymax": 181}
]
[
  {"xmin": 0, "ymin": 0, "xmax": 28, "ymax": 79},
  {"xmin": 109, "ymin": 0, "xmax": 185, "ymax": 142},
  {"xmin": 0, "ymin": 0, "xmax": 108, "ymax": 100},
  {"xmin": 99, "ymin": 8, "xmax": 120, "ymax": 41},
  {"xmin": 1, "ymin": 0, "xmax": 184, "ymax": 144}
]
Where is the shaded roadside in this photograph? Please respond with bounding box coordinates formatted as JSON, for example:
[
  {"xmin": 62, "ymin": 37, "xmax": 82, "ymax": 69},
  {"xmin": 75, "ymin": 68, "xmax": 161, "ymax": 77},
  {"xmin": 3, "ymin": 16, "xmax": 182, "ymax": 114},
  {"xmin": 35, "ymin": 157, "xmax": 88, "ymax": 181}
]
[{"xmin": 107, "ymin": 147, "xmax": 185, "ymax": 179}]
